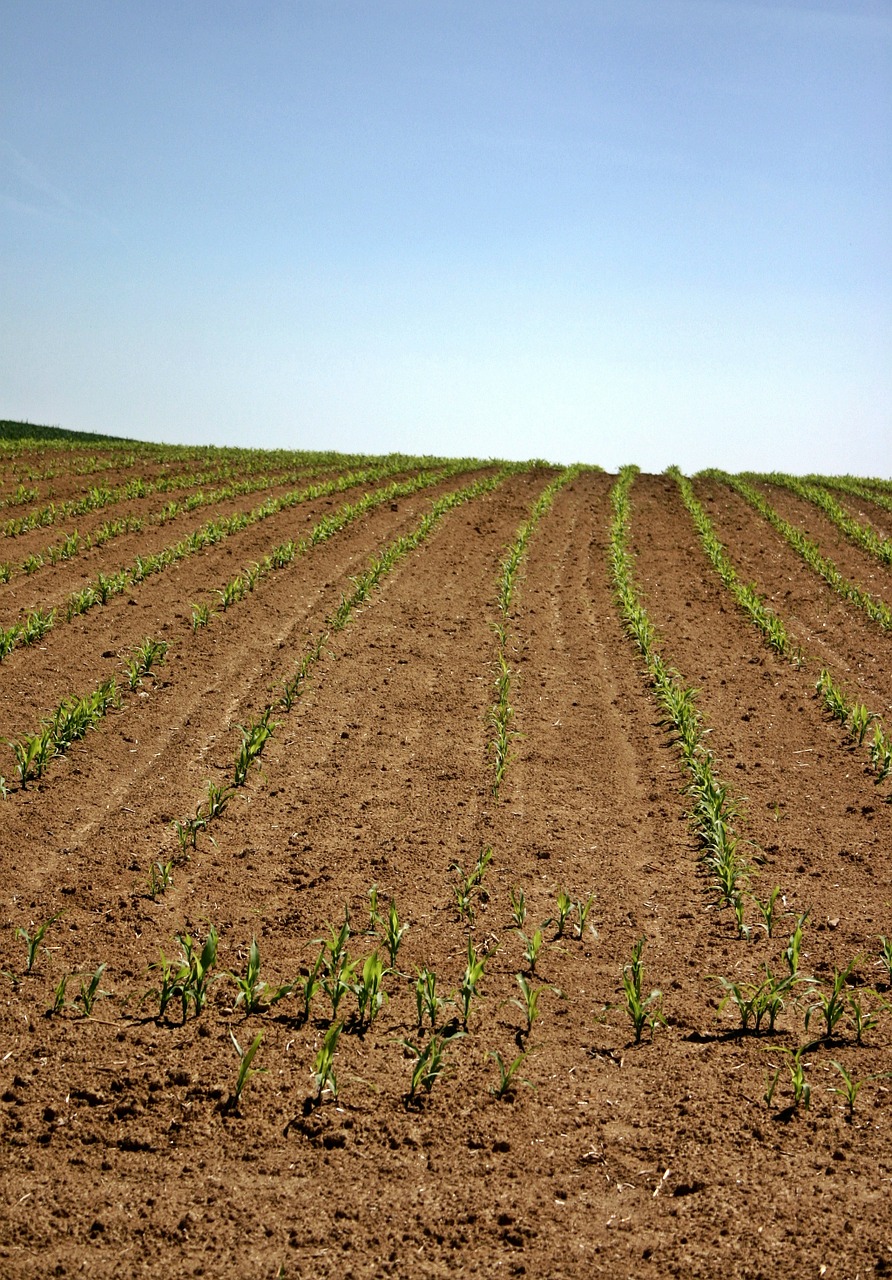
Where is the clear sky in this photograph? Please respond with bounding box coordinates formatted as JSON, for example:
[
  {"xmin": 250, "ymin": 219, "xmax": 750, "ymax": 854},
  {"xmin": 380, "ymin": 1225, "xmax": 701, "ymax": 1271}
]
[{"xmin": 2, "ymin": 0, "xmax": 890, "ymax": 473}]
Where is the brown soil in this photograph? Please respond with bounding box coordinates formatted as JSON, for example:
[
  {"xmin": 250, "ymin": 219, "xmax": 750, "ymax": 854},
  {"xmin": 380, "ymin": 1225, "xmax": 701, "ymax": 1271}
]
[{"xmin": 1, "ymin": 457, "xmax": 891, "ymax": 1278}]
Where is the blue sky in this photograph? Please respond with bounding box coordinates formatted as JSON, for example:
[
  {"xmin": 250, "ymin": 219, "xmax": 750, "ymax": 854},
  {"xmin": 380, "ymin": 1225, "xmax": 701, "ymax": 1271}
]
[{"xmin": 2, "ymin": 0, "xmax": 890, "ymax": 472}]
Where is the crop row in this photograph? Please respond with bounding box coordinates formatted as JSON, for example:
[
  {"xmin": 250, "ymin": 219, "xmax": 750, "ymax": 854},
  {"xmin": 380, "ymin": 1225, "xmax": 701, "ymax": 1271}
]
[
  {"xmin": 162, "ymin": 469, "xmax": 511, "ymax": 866},
  {"xmin": 0, "ymin": 460, "xmax": 428, "ymax": 663},
  {"xmin": 7, "ymin": 869, "xmax": 892, "ymax": 1120},
  {"xmin": 671, "ymin": 468, "xmax": 891, "ymax": 789},
  {"xmin": 0, "ymin": 461, "xmax": 324, "ymax": 579},
  {"xmin": 488, "ymin": 465, "xmax": 582, "ymax": 795},
  {"xmin": 1, "ymin": 637, "xmax": 168, "ymax": 792},
  {"xmin": 610, "ymin": 466, "xmax": 756, "ymax": 934},
  {"xmin": 705, "ymin": 470, "xmax": 892, "ymax": 632},
  {"xmin": 748, "ymin": 472, "xmax": 892, "ymax": 566}
]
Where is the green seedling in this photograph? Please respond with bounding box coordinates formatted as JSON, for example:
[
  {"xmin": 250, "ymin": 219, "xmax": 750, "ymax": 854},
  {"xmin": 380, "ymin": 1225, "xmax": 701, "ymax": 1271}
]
[
  {"xmin": 191, "ymin": 603, "xmax": 211, "ymax": 630},
  {"xmin": 9, "ymin": 728, "xmax": 54, "ymax": 787},
  {"xmin": 232, "ymin": 709, "xmax": 277, "ymax": 787},
  {"xmin": 846, "ymin": 988, "xmax": 882, "ymax": 1046},
  {"xmin": 73, "ymin": 963, "xmax": 108, "ymax": 1017},
  {"xmin": 173, "ymin": 815, "xmax": 205, "ymax": 853},
  {"xmin": 878, "ymin": 936, "xmax": 892, "ymax": 987},
  {"xmin": 353, "ymin": 950, "xmax": 388, "ymax": 1030},
  {"xmin": 311, "ymin": 1020, "xmax": 342, "ymax": 1102},
  {"xmin": 451, "ymin": 846, "xmax": 493, "ymax": 925},
  {"xmin": 229, "ymin": 937, "xmax": 292, "ymax": 1015},
  {"xmin": 294, "ymin": 942, "xmax": 326, "ymax": 1024},
  {"xmin": 805, "ymin": 961, "xmax": 856, "ymax": 1041},
  {"xmin": 511, "ymin": 973, "xmax": 544, "ymax": 1035},
  {"xmin": 829, "ymin": 1060, "xmax": 891, "ymax": 1122},
  {"xmin": 519, "ymin": 927, "xmax": 545, "ymax": 976},
  {"xmin": 125, "ymin": 637, "xmax": 169, "ymax": 689},
  {"xmin": 367, "ymin": 883, "xmax": 382, "ymax": 932},
  {"xmin": 147, "ymin": 858, "xmax": 174, "ymax": 900},
  {"xmin": 849, "ymin": 703, "xmax": 877, "ymax": 746},
  {"xmin": 783, "ymin": 911, "xmax": 809, "ymax": 976},
  {"xmin": 50, "ymin": 974, "xmax": 68, "ymax": 1015},
  {"xmin": 322, "ymin": 951, "xmax": 356, "ymax": 1020},
  {"xmin": 508, "ymin": 886, "xmax": 526, "ymax": 929},
  {"xmin": 199, "ymin": 780, "xmax": 234, "ymax": 822},
  {"xmin": 458, "ymin": 937, "xmax": 489, "ymax": 1031},
  {"xmin": 751, "ymin": 886, "xmax": 784, "ymax": 938},
  {"xmin": 575, "ymin": 893, "xmax": 596, "ymax": 939},
  {"xmin": 554, "ymin": 889, "xmax": 573, "ymax": 938},
  {"xmin": 16, "ymin": 914, "xmax": 60, "ymax": 973},
  {"xmin": 712, "ymin": 967, "xmax": 800, "ymax": 1036},
  {"xmin": 401, "ymin": 1030, "xmax": 463, "ymax": 1101},
  {"xmin": 414, "ymin": 965, "xmax": 447, "ymax": 1031},
  {"xmin": 732, "ymin": 892, "xmax": 751, "ymax": 940},
  {"xmin": 870, "ymin": 727, "xmax": 892, "ymax": 783},
  {"xmin": 764, "ymin": 1044, "xmax": 811, "ymax": 1111},
  {"xmin": 378, "ymin": 900, "xmax": 408, "ymax": 969},
  {"xmin": 622, "ymin": 937, "xmax": 665, "ymax": 1044},
  {"xmin": 147, "ymin": 927, "xmax": 219, "ymax": 1023},
  {"xmin": 489, "ymin": 1048, "xmax": 535, "ymax": 1100},
  {"xmin": 230, "ymin": 1030, "xmax": 265, "ymax": 1108}
]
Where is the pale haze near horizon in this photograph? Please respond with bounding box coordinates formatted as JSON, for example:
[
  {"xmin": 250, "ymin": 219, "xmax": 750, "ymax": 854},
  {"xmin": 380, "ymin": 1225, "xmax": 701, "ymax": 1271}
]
[{"xmin": 1, "ymin": 0, "xmax": 890, "ymax": 474}]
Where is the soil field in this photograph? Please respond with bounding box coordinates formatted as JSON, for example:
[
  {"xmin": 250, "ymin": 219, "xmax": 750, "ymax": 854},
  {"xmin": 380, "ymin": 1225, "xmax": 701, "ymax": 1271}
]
[{"xmin": 1, "ymin": 434, "xmax": 892, "ymax": 1278}]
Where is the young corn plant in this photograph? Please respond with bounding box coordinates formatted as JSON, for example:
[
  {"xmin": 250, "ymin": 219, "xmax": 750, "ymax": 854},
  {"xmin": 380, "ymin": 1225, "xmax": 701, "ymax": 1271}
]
[
  {"xmin": 318, "ymin": 913, "xmax": 356, "ymax": 1021},
  {"xmin": 414, "ymin": 965, "xmax": 448, "ymax": 1031},
  {"xmin": 451, "ymin": 846, "xmax": 493, "ymax": 925},
  {"xmin": 147, "ymin": 927, "xmax": 219, "ymax": 1023},
  {"xmin": 15, "ymin": 913, "xmax": 60, "ymax": 973},
  {"xmin": 289, "ymin": 943, "xmax": 326, "ymax": 1026},
  {"xmin": 712, "ymin": 968, "xmax": 800, "ymax": 1036},
  {"xmin": 124, "ymin": 637, "xmax": 169, "ymax": 689},
  {"xmin": 621, "ymin": 937, "xmax": 665, "ymax": 1044},
  {"xmin": 846, "ymin": 988, "xmax": 882, "ymax": 1046},
  {"xmin": 783, "ymin": 912, "xmax": 809, "ymax": 977},
  {"xmin": 229, "ymin": 1030, "xmax": 265, "ymax": 1109},
  {"xmin": 377, "ymin": 900, "xmax": 408, "ymax": 970},
  {"xmin": 508, "ymin": 886, "xmax": 526, "ymax": 929},
  {"xmin": 574, "ymin": 893, "xmax": 596, "ymax": 940},
  {"xmin": 751, "ymin": 887, "xmax": 784, "ymax": 938},
  {"xmin": 829, "ymin": 1060, "xmax": 891, "ymax": 1122},
  {"xmin": 402, "ymin": 1030, "xmax": 464, "ymax": 1102},
  {"xmin": 232, "ymin": 708, "xmax": 277, "ymax": 787},
  {"xmin": 199, "ymin": 780, "xmax": 234, "ymax": 823},
  {"xmin": 554, "ymin": 889, "xmax": 573, "ymax": 939},
  {"xmin": 191, "ymin": 603, "xmax": 211, "ymax": 630},
  {"xmin": 72, "ymin": 963, "xmax": 108, "ymax": 1017},
  {"xmin": 764, "ymin": 1044, "xmax": 811, "ymax": 1112},
  {"xmin": 870, "ymin": 727, "xmax": 892, "ymax": 784},
  {"xmin": 511, "ymin": 973, "xmax": 545, "ymax": 1036},
  {"xmin": 146, "ymin": 858, "xmax": 174, "ymax": 900},
  {"xmin": 311, "ymin": 1020, "xmax": 342, "ymax": 1103},
  {"xmin": 804, "ymin": 961, "xmax": 856, "ymax": 1041},
  {"xmin": 352, "ymin": 950, "xmax": 388, "ymax": 1031},
  {"xmin": 519, "ymin": 927, "xmax": 545, "ymax": 977},
  {"xmin": 458, "ymin": 937, "xmax": 490, "ymax": 1031},
  {"xmin": 229, "ymin": 937, "xmax": 292, "ymax": 1015},
  {"xmin": 489, "ymin": 1048, "xmax": 535, "ymax": 1100}
]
